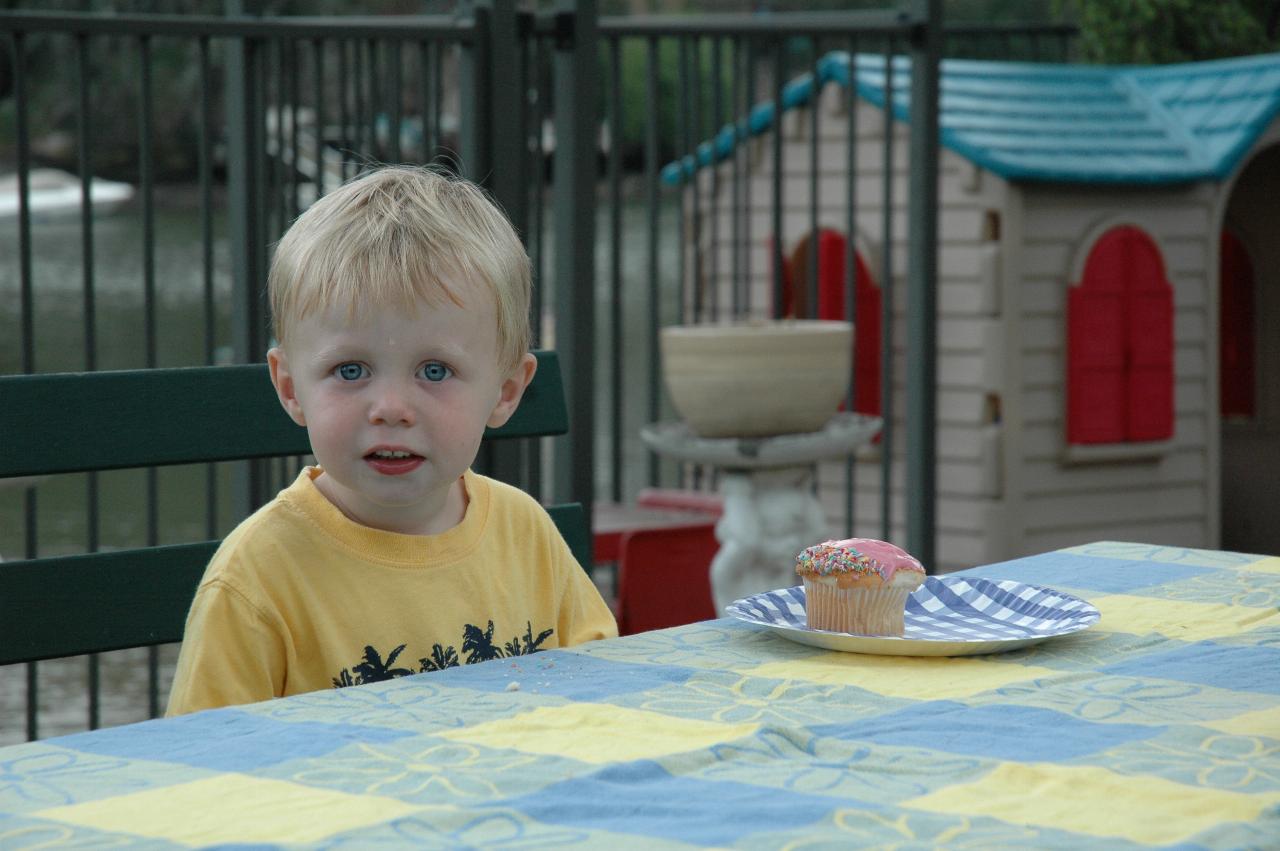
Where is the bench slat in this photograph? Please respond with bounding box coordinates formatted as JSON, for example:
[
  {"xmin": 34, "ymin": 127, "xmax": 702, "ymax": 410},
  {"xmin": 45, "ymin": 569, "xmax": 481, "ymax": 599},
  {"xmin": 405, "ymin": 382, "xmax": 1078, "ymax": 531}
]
[
  {"xmin": 0, "ymin": 504, "xmax": 588, "ymax": 666},
  {"xmin": 0, "ymin": 543, "xmax": 216, "ymax": 665},
  {"xmin": 0, "ymin": 350, "xmax": 566, "ymax": 478}
]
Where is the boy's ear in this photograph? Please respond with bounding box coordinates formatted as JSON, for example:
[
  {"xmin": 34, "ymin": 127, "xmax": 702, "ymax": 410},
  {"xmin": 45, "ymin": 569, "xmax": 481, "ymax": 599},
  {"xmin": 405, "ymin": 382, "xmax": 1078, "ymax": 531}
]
[
  {"xmin": 267, "ymin": 347, "xmax": 308, "ymax": 427},
  {"xmin": 487, "ymin": 353, "xmax": 537, "ymax": 429}
]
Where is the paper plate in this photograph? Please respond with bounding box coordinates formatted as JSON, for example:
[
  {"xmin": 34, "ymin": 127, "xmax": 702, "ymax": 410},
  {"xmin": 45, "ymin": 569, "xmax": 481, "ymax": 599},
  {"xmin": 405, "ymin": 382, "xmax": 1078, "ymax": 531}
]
[{"xmin": 726, "ymin": 576, "xmax": 1100, "ymax": 657}]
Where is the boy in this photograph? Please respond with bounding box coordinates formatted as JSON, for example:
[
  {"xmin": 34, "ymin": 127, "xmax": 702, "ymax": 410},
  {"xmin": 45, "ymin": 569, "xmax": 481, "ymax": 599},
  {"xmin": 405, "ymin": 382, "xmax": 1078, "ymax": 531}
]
[{"xmin": 167, "ymin": 166, "xmax": 617, "ymax": 715}]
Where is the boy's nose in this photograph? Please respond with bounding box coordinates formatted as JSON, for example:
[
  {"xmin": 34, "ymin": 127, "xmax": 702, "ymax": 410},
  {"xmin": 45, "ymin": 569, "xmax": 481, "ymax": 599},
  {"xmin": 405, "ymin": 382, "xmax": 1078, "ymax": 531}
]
[{"xmin": 368, "ymin": 384, "xmax": 416, "ymax": 426}]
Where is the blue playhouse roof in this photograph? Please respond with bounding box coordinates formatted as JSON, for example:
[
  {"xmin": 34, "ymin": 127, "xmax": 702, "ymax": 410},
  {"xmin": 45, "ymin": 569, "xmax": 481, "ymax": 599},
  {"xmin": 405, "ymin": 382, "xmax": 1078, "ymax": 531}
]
[{"xmin": 662, "ymin": 51, "xmax": 1280, "ymax": 186}]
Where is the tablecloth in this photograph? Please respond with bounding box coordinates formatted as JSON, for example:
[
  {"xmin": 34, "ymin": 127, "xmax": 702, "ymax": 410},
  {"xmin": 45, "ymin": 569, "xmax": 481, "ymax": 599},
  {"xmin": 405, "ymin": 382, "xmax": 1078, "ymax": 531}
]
[{"xmin": 1, "ymin": 541, "xmax": 1278, "ymax": 848}]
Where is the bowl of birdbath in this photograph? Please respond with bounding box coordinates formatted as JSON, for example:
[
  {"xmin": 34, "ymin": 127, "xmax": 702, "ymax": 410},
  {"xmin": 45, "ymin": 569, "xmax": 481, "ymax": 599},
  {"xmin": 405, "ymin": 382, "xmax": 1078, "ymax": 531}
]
[{"xmin": 660, "ymin": 319, "xmax": 853, "ymax": 438}]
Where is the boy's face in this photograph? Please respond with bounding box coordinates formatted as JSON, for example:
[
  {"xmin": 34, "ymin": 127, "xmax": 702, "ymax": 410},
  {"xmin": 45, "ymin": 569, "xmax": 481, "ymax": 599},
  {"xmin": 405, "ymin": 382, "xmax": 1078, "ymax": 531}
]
[{"xmin": 267, "ymin": 286, "xmax": 535, "ymax": 535}]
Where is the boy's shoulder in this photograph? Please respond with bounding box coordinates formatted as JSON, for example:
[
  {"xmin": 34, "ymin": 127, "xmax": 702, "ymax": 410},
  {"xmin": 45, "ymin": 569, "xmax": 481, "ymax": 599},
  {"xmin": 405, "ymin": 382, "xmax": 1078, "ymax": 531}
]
[
  {"xmin": 469, "ymin": 471, "xmax": 559, "ymax": 538},
  {"xmin": 201, "ymin": 474, "xmax": 319, "ymax": 585},
  {"xmin": 476, "ymin": 471, "xmax": 543, "ymax": 512}
]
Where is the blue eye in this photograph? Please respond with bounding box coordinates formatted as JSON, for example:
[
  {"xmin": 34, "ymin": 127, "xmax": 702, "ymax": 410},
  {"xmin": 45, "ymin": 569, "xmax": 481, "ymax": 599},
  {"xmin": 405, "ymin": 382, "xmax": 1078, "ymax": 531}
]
[
  {"xmin": 335, "ymin": 362, "xmax": 367, "ymax": 381},
  {"xmin": 420, "ymin": 362, "xmax": 452, "ymax": 382}
]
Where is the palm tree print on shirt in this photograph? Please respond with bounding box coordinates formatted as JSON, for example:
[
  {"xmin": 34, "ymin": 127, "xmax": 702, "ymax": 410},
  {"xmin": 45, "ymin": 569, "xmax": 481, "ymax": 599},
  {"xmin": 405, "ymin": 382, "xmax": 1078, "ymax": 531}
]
[{"xmin": 331, "ymin": 620, "xmax": 555, "ymax": 687}]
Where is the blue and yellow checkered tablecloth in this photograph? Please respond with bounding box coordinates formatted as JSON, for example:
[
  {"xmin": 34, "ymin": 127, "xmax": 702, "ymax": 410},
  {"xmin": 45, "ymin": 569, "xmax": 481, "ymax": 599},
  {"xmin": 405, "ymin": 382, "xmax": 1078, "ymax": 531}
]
[{"xmin": 2, "ymin": 542, "xmax": 1278, "ymax": 848}]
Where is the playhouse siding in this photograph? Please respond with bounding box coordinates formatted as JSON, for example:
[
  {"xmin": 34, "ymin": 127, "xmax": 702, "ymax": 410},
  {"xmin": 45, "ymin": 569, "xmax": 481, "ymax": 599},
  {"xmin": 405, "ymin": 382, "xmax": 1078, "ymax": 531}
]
[
  {"xmin": 681, "ymin": 88, "xmax": 1011, "ymax": 571},
  {"xmin": 1010, "ymin": 182, "xmax": 1217, "ymax": 556}
]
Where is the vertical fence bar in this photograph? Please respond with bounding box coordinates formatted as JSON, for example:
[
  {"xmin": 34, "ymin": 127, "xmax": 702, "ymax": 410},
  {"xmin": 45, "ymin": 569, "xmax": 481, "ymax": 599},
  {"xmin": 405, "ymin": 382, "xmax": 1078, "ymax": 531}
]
[
  {"xmin": 199, "ymin": 36, "xmax": 218, "ymax": 538},
  {"xmin": 708, "ymin": 35, "xmax": 721, "ymax": 321},
  {"xmin": 844, "ymin": 39, "xmax": 859, "ymax": 537},
  {"xmin": 770, "ymin": 35, "xmax": 784, "ymax": 319},
  {"xmin": 389, "ymin": 39, "xmax": 403, "ymax": 163},
  {"xmin": 136, "ymin": 33, "xmax": 163, "ymax": 718},
  {"xmin": 690, "ymin": 36, "xmax": 704, "ymax": 324},
  {"xmin": 528, "ymin": 34, "xmax": 546, "ymax": 352},
  {"xmin": 675, "ymin": 37, "xmax": 690, "ymax": 326},
  {"xmin": 289, "ymin": 38, "xmax": 301, "ymax": 218},
  {"xmin": 879, "ymin": 45, "xmax": 895, "ymax": 543},
  {"xmin": 806, "ymin": 37, "xmax": 822, "ymax": 507},
  {"xmin": 226, "ymin": 31, "xmax": 268, "ymax": 519},
  {"xmin": 354, "ymin": 39, "xmax": 367, "ymax": 163},
  {"xmin": 432, "ymin": 42, "xmax": 444, "ymax": 166},
  {"xmin": 269, "ymin": 39, "xmax": 283, "ymax": 239},
  {"xmin": 484, "ymin": 1, "xmax": 528, "ymax": 258},
  {"xmin": 355, "ymin": 39, "xmax": 367, "ymax": 165},
  {"xmin": 76, "ymin": 35, "xmax": 96, "ymax": 372},
  {"xmin": 338, "ymin": 40, "xmax": 351, "ymax": 178},
  {"xmin": 418, "ymin": 40, "xmax": 431, "ymax": 163},
  {"xmin": 458, "ymin": 7, "xmax": 489, "ymax": 209},
  {"xmin": 672, "ymin": 37, "xmax": 687, "ymax": 329},
  {"xmin": 729, "ymin": 36, "xmax": 742, "ymax": 318},
  {"xmin": 491, "ymin": 0, "xmax": 530, "ymax": 488},
  {"xmin": 608, "ymin": 34, "xmax": 623, "ymax": 503},
  {"xmin": 459, "ymin": 3, "xmax": 490, "ymax": 478},
  {"xmin": 550, "ymin": 0, "xmax": 597, "ymax": 524},
  {"xmin": 523, "ymin": 26, "xmax": 544, "ymax": 499},
  {"xmin": 807, "ymin": 37, "xmax": 819, "ymax": 319},
  {"xmin": 743, "ymin": 36, "xmax": 755, "ymax": 317},
  {"xmin": 371, "ymin": 39, "xmax": 384, "ymax": 163},
  {"xmin": 675, "ymin": 34, "xmax": 696, "ymax": 490},
  {"xmin": 76, "ymin": 32, "xmax": 102, "ymax": 731},
  {"xmin": 644, "ymin": 35, "xmax": 660, "ymax": 487},
  {"xmin": 906, "ymin": 0, "xmax": 940, "ymax": 570},
  {"xmin": 314, "ymin": 38, "xmax": 327, "ymax": 195},
  {"xmin": 12, "ymin": 28, "xmax": 40, "ymax": 742}
]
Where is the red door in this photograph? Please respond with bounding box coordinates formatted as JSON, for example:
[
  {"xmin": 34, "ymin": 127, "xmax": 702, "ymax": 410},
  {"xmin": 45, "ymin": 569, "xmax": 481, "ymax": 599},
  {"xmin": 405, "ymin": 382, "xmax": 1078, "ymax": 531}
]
[
  {"xmin": 1219, "ymin": 230, "xmax": 1256, "ymax": 419},
  {"xmin": 783, "ymin": 228, "xmax": 881, "ymax": 416}
]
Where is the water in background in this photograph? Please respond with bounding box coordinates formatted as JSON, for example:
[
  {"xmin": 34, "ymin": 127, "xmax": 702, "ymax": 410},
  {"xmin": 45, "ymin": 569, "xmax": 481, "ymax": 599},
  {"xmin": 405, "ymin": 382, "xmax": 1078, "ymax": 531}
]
[{"xmin": 0, "ymin": 184, "xmax": 681, "ymax": 743}]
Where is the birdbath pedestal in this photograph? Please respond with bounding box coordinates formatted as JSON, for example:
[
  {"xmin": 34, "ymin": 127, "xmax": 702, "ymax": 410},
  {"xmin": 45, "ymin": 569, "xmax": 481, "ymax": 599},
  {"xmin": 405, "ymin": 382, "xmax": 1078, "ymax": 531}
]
[{"xmin": 640, "ymin": 412, "xmax": 883, "ymax": 614}]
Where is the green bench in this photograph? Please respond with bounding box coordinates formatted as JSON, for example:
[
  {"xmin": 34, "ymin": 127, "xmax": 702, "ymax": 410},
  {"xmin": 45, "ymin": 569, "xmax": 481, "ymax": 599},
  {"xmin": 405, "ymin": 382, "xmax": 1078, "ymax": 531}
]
[{"xmin": 0, "ymin": 350, "xmax": 585, "ymax": 667}]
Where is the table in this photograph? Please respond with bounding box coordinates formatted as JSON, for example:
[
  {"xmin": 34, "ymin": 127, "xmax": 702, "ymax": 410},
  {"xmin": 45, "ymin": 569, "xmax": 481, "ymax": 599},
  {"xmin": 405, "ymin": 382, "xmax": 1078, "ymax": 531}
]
[
  {"xmin": 641, "ymin": 412, "xmax": 882, "ymax": 611},
  {"xmin": 2, "ymin": 542, "xmax": 1278, "ymax": 848}
]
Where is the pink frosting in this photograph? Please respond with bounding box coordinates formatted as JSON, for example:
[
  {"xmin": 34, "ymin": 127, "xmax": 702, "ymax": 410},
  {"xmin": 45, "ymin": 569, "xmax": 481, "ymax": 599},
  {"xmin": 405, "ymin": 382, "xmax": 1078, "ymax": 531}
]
[{"xmin": 806, "ymin": 537, "xmax": 925, "ymax": 582}]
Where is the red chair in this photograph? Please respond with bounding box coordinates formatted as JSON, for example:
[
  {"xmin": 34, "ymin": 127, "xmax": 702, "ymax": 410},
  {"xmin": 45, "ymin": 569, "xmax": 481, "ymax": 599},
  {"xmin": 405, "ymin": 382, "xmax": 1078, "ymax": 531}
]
[
  {"xmin": 593, "ymin": 489, "xmax": 722, "ymax": 566},
  {"xmin": 616, "ymin": 523, "xmax": 719, "ymax": 635}
]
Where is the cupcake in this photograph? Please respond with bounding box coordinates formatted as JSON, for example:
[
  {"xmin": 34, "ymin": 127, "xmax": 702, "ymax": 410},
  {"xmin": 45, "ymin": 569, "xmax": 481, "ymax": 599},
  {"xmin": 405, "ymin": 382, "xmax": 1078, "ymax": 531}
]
[{"xmin": 795, "ymin": 538, "xmax": 926, "ymax": 635}]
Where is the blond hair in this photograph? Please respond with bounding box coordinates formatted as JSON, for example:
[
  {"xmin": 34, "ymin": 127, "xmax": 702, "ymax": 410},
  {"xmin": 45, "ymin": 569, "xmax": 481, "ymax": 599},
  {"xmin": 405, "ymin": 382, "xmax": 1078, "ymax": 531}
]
[{"xmin": 268, "ymin": 165, "xmax": 531, "ymax": 371}]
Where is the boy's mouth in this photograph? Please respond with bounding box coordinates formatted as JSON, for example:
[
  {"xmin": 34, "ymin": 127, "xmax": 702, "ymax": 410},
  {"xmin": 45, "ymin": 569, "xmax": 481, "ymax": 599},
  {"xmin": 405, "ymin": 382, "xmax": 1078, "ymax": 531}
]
[{"xmin": 364, "ymin": 448, "xmax": 424, "ymax": 475}]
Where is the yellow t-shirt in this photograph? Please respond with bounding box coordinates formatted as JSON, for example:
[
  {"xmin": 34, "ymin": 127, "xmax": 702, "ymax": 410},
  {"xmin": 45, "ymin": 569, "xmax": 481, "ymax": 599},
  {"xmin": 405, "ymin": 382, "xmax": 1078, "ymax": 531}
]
[{"xmin": 167, "ymin": 467, "xmax": 617, "ymax": 715}]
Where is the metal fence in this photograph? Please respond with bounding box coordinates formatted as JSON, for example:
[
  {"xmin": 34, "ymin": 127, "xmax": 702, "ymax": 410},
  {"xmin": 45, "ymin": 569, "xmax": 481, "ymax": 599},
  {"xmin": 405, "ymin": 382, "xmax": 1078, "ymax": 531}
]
[
  {"xmin": 0, "ymin": 5, "xmax": 557, "ymax": 741},
  {"xmin": 1, "ymin": 2, "xmax": 1075, "ymax": 741}
]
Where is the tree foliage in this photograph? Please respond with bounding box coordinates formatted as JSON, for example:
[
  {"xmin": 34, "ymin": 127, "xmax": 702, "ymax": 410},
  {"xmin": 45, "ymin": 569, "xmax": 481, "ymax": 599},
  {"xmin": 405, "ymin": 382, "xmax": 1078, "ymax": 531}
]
[{"xmin": 1057, "ymin": 0, "xmax": 1279, "ymax": 63}]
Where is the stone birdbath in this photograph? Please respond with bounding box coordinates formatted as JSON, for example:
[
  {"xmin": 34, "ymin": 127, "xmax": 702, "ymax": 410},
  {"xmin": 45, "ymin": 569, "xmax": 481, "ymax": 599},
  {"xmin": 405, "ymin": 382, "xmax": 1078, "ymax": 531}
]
[{"xmin": 644, "ymin": 320, "xmax": 882, "ymax": 613}]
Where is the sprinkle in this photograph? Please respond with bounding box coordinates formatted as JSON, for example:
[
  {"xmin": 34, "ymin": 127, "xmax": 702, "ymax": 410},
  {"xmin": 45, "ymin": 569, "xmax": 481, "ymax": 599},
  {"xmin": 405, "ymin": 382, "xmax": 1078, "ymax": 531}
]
[
  {"xmin": 796, "ymin": 542, "xmax": 876, "ymax": 577},
  {"xmin": 795, "ymin": 538, "xmax": 924, "ymax": 580}
]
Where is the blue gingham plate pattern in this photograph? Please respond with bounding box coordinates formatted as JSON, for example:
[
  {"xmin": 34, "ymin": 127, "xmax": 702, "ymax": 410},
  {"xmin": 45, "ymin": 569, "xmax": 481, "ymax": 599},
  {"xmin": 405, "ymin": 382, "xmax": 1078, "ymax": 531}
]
[{"xmin": 726, "ymin": 576, "xmax": 1101, "ymax": 656}]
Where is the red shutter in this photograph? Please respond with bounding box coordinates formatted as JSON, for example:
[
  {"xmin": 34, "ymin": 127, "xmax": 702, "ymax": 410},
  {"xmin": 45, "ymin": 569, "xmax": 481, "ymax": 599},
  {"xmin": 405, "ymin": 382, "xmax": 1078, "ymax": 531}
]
[
  {"xmin": 1067, "ymin": 284, "xmax": 1126, "ymax": 443},
  {"xmin": 1219, "ymin": 230, "xmax": 1256, "ymax": 418},
  {"xmin": 810, "ymin": 229, "xmax": 882, "ymax": 417},
  {"xmin": 1125, "ymin": 231, "xmax": 1175, "ymax": 441},
  {"xmin": 1067, "ymin": 225, "xmax": 1175, "ymax": 444},
  {"xmin": 1068, "ymin": 230, "xmax": 1128, "ymax": 443}
]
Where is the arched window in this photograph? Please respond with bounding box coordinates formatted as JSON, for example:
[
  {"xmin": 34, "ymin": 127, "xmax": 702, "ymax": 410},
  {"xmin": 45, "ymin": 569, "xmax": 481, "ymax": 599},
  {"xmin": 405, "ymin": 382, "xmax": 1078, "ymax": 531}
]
[
  {"xmin": 1066, "ymin": 225, "xmax": 1175, "ymax": 444},
  {"xmin": 783, "ymin": 228, "xmax": 881, "ymax": 417},
  {"xmin": 1219, "ymin": 229, "xmax": 1256, "ymax": 419}
]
